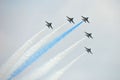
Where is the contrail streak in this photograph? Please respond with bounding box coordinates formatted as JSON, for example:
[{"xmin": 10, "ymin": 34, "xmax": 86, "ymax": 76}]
[
  {"xmin": 3, "ymin": 22, "xmax": 67, "ymax": 80},
  {"xmin": 20, "ymin": 38, "xmax": 86, "ymax": 80},
  {"xmin": 0, "ymin": 27, "xmax": 46, "ymax": 79},
  {"xmin": 8, "ymin": 21, "xmax": 83, "ymax": 80},
  {"xmin": 46, "ymin": 53, "xmax": 86, "ymax": 80}
]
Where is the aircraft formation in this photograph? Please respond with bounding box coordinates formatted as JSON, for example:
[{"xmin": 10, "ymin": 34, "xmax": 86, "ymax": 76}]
[
  {"xmin": 46, "ymin": 16, "xmax": 93, "ymax": 54},
  {"xmin": 1, "ymin": 16, "xmax": 93, "ymax": 80},
  {"xmin": 46, "ymin": 16, "xmax": 90, "ymax": 29}
]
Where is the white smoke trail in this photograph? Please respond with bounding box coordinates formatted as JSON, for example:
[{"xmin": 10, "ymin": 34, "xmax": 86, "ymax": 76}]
[
  {"xmin": 0, "ymin": 27, "xmax": 46, "ymax": 79},
  {"xmin": 20, "ymin": 38, "xmax": 86, "ymax": 80},
  {"xmin": 4, "ymin": 22, "xmax": 67, "ymax": 79},
  {"xmin": 45, "ymin": 53, "xmax": 86, "ymax": 80}
]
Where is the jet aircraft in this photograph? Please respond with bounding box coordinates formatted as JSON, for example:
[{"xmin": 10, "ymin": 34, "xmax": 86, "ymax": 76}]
[
  {"xmin": 81, "ymin": 16, "xmax": 89, "ymax": 23},
  {"xmin": 45, "ymin": 21, "xmax": 53, "ymax": 29},
  {"xmin": 66, "ymin": 16, "xmax": 75, "ymax": 24},
  {"xmin": 85, "ymin": 47, "xmax": 93, "ymax": 54},
  {"xmin": 85, "ymin": 32, "xmax": 93, "ymax": 39}
]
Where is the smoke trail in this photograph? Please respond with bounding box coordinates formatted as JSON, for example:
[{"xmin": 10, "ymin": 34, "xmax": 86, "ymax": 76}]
[
  {"xmin": 8, "ymin": 21, "xmax": 83, "ymax": 80},
  {"xmin": 0, "ymin": 27, "xmax": 46, "ymax": 78},
  {"xmin": 3, "ymin": 22, "xmax": 67, "ymax": 80},
  {"xmin": 20, "ymin": 38, "xmax": 86, "ymax": 80},
  {"xmin": 46, "ymin": 53, "xmax": 86, "ymax": 80}
]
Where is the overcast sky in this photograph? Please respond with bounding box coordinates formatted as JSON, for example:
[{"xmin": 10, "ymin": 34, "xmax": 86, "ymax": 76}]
[{"xmin": 0, "ymin": 0, "xmax": 120, "ymax": 80}]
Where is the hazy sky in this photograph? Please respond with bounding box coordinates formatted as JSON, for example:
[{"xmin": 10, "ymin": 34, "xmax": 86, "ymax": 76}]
[{"xmin": 0, "ymin": 0, "xmax": 120, "ymax": 80}]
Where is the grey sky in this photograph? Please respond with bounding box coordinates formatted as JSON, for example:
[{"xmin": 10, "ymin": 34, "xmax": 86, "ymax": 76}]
[{"xmin": 0, "ymin": 0, "xmax": 120, "ymax": 80}]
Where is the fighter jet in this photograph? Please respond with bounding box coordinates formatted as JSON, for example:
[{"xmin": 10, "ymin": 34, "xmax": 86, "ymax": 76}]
[
  {"xmin": 66, "ymin": 16, "xmax": 75, "ymax": 24},
  {"xmin": 85, "ymin": 32, "xmax": 93, "ymax": 39},
  {"xmin": 81, "ymin": 16, "xmax": 89, "ymax": 23},
  {"xmin": 85, "ymin": 47, "xmax": 93, "ymax": 54},
  {"xmin": 45, "ymin": 21, "xmax": 53, "ymax": 29}
]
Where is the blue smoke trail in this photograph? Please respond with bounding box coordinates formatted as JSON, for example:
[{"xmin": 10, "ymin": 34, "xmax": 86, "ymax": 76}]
[{"xmin": 8, "ymin": 21, "xmax": 83, "ymax": 80}]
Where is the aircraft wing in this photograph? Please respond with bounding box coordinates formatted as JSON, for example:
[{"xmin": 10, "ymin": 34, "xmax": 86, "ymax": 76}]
[
  {"xmin": 72, "ymin": 20, "xmax": 75, "ymax": 24},
  {"xmin": 66, "ymin": 16, "xmax": 70, "ymax": 19},
  {"xmin": 85, "ymin": 32, "xmax": 88, "ymax": 34},
  {"xmin": 90, "ymin": 36, "xmax": 93, "ymax": 39},
  {"xmin": 50, "ymin": 26, "xmax": 53, "ymax": 29},
  {"xmin": 45, "ymin": 21, "xmax": 49, "ymax": 24},
  {"xmin": 86, "ymin": 20, "xmax": 90, "ymax": 23},
  {"xmin": 81, "ymin": 16, "xmax": 84, "ymax": 18}
]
